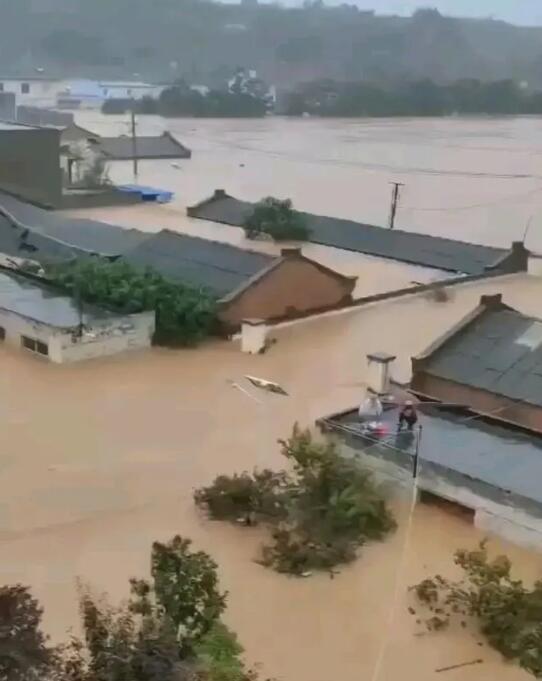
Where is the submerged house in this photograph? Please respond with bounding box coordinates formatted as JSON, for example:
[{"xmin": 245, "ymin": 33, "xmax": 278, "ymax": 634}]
[
  {"xmin": 187, "ymin": 190, "xmax": 529, "ymax": 276},
  {"xmin": 411, "ymin": 294, "xmax": 542, "ymax": 434},
  {"xmin": 123, "ymin": 230, "xmax": 357, "ymax": 329},
  {"xmin": 0, "ymin": 267, "xmax": 154, "ymax": 363},
  {"xmin": 90, "ymin": 132, "xmax": 191, "ymax": 161}
]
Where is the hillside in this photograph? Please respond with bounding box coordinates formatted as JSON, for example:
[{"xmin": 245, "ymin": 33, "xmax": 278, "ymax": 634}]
[{"xmin": 2, "ymin": 1, "xmax": 542, "ymax": 88}]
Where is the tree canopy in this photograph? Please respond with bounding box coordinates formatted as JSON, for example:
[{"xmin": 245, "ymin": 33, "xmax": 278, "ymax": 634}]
[
  {"xmin": 47, "ymin": 260, "xmax": 218, "ymax": 347},
  {"xmin": 4, "ymin": 537, "xmax": 263, "ymax": 681},
  {"xmin": 244, "ymin": 198, "xmax": 310, "ymax": 242},
  {"xmin": 411, "ymin": 542, "xmax": 542, "ymax": 678},
  {"xmin": 195, "ymin": 424, "xmax": 395, "ymax": 575},
  {"xmin": 284, "ymin": 78, "xmax": 542, "ymax": 117}
]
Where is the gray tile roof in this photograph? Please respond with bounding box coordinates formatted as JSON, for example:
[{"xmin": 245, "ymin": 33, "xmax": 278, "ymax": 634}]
[
  {"xmin": 0, "ymin": 191, "xmax": 148, "ymax": 258},
  {"xmin": 421, "ymin": 305, "xmax": 542, "ymax": 408},
  {"xmin": 93, "ymin": 133, "xmax": 191, "ymax": 160},
  {"xmin": 123, "ymin": 229, "xmax": 274, "ymax": 296},
  {"xmin": 187, "ymin": 192, "xmax": 507, "ymax": 274}
]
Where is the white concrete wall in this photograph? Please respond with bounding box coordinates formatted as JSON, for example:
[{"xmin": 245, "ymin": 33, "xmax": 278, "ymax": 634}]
[
  {"xmin": 55, "ymin": 311, "xmax": 155, "ymax": 363},
  {"xmin": 337, "ymin": 440, "xmax": 542, "ymax": 553},
  {"xmin": 0, "ymin": 307, "xmax": 154, "ymax": 363},
  {"xmin": 0, "ymin": 79, "xmax": 63, "ymax": 107},
  {"xmin": 0, "ymin": 307, "xmax": 57, "ymax": 358},
  {"xmin": 528, "ymin": 255, "xmax": 542, "ymax": 277}
]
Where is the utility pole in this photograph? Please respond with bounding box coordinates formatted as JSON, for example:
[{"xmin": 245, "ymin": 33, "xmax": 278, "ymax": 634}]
[
  {"xmin": 388, "ymin": 181, "xmax": 404, "ymax": 230},
  {"xmin": 130, "ymin": 102, "xmax": 139, "ymax": 183}
]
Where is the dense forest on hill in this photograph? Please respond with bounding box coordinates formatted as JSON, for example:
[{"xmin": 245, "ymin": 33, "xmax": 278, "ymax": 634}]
[{"xmin": 3, "ymin": 1, "xmax": 542, "ymax": 89}]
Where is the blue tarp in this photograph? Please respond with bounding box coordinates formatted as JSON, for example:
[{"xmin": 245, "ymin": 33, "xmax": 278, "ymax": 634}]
[{"xmin": 117, "ymin": 184, "xmax": 173, "ymax": 204}]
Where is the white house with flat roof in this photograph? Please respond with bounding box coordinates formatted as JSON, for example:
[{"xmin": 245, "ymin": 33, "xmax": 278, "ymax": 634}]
[
  {"xmin": 0, "ymin": 269, "xmax": 155, "ymax": 363},
  {"xmin": 0, "ymin": 77, "xmax": 64, "ymax": 107}
]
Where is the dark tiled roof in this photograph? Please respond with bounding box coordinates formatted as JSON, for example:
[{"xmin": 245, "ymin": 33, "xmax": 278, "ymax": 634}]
[
  {"xmin": 123, "ymin": 229, "xmax": 274, "ymax": 296},
  {"xmin": 187, "ymin": 192, "xmax": 507, "ymax": 274},
  {"xmin": 93, "ymin": 133, "xmax": 191, "ymax": 160},
  {"xmin": 0, "ymin": 191, "xmax": 148, "ymax": 257},
  {"xmin": 418, "ymin": 304, "xmax": 542, "ymax": 408}
]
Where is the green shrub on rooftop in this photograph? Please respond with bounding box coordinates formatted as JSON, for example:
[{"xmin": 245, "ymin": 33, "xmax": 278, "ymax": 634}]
[
  {"xmin": 244, "ymin": 197, "xmax": 310, "ymax": 242},
  {"xmin": 47, "ymin": 259, "xmax": 218, "ymax": 347}
]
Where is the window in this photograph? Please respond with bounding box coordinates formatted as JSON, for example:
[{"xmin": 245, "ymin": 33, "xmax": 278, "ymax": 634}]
[
  {"xmin": 21, "ymin": 336, "xmax": 48, "ymax": 356},
  {"xmin": 36, "ymin": 341, "xmax": 49, "ymax": 356},
  {"xmin": 127, "ymin": 88, "xmax": 132, "ymax": 96},
  {"xmin": 21, "ymin": 83, "xmax": 30, "ymax": 94},
  {"xmin": 0, "ymin": 83, "xmax": 4, "ymax": 92},
  {"xmin": 0, "ymin": 327, "xmax": 5, "ymax": 341}
]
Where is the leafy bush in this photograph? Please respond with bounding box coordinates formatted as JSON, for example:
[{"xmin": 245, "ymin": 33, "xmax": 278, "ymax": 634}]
[
  {"xmin": 195, "ymin": 425, "xmax": 395, "ymax": 575},
  {"xmin": 194, "ymin": 622, "xmax": 246, "ymax": 681},
  {"xmin": 194, "ymin": 470, "xmax": 290, "ymax": 523},
  {"xmin": 410, "ymin": 541, "xmax": 542, "ymax": 678},
  {"xmin": 46, "ymin": 260, "xmax": 217, "ymax": 347},
  {"xmin": 244, "ymin": 198, "xmax": 310, "ymax": 242}
]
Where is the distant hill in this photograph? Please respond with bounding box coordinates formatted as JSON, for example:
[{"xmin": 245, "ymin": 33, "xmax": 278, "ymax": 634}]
[{"xmin": 3, "ymin": 2, "xmax": 542, "ymax": 89}]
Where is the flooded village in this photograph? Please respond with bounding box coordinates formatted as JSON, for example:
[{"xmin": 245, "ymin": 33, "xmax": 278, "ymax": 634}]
[{"xmin": 3, "ymin": 96, "xmax": 542, "ymax": 680}]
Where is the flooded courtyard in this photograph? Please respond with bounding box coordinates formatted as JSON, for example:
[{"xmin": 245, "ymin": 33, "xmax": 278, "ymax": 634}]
[{"xmin": 4, "ymin": 115, "xmax": 542, "ymax": 679}]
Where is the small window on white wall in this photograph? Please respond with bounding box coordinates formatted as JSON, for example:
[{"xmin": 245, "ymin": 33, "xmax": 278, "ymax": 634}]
[
  {"xmin": 21, "ymin": 335, "xmax": 48, "ymax": 356},
  {"xmin": 21, "ymin": 83, "xmax": 30, "ymax": 94}
]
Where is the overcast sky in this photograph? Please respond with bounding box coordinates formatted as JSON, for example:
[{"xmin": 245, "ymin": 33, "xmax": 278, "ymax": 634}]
[{"xmin": 320, "ymin": 1, "xmax": 542, "ymax": 26}]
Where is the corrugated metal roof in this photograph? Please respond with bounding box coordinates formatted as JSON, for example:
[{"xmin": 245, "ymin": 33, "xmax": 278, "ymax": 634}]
[
  {"xmin": 187, "ymin": 193, "xmax": 507, "ymax": 274},
  {"xmin": 123, "ymin": 229, "xmax": 274, "ymax": 296},
  {"xmin": 424, "ymin": 307, "xmax": 542, "ymax": 407}
]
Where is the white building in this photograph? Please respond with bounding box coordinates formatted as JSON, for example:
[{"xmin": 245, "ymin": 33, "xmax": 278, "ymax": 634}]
[
  {"xmin": 0, "ymin": 269, "xmax": 155, "ymax": 363},
  {"xmin": 57, "ymin": 80, "xmax": 167, "ymax": 109},
  {"xmin": 0, "ymin": 77, "xmax": 64, "ymax": 108}
]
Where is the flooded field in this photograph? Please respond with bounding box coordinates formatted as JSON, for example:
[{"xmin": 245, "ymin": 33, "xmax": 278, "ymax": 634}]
[{"xmin": 74, "ymin": 113, "xmax": 542, "ymax": 251}]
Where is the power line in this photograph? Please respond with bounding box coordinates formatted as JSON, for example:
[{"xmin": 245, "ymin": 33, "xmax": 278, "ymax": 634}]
[{"xmin": 403, "ymin": 184, "xmax": 542, "ymax": 213}]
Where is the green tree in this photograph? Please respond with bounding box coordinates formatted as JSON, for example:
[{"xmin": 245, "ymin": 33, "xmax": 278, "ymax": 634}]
[
  {"xmin": 0, "ymin": 585, "xmax": 52, "ymax": 680},
  {"xmin": 244, "ymin": 198, "xmax": 310, "ymax": 242},
  {"xmin": 47, "ymin": 260, "xmax": 217, "ymax": 347},
  {"xmin": 411, "ymin": 542, "xmax": 542, "ymax": 678},
  {"xmin": 130, "ymin": 537, "xmax": 227, "ymax": 655}
]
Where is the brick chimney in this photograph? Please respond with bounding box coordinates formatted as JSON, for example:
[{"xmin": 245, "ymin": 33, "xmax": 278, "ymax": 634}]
[
  {"xmin": 280, "ymin": 247, "xmax": 302, "ymax": 258},
  {"xmin": 241, "ymin": 318, "xmax": 268, "ymax": 354},
  {"xmin": 480, "ymin": 293, "xmax": 503, "ymax": 308}
]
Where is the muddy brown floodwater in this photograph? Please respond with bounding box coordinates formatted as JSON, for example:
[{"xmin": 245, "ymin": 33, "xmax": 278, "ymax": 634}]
[
  {"xmin": 4, "ymin": 116, "xmax": 542, "ymax": 681},
  {"xmin": 74, "ymin": 113, "xmax": 542, "ymax": 250}
]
